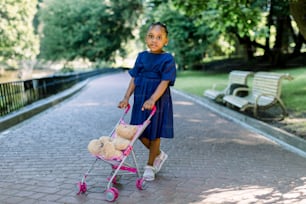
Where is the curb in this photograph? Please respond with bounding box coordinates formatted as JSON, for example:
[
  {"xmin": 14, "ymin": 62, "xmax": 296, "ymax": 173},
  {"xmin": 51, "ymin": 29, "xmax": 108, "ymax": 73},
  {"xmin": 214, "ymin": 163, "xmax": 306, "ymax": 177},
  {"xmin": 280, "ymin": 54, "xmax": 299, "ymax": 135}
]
[
  {"xmin": 0, "ymin": 79, "xmax": 89, "ymax": 132},
  {"xmin": 172, "ymin": 89, "xmax": 306, "ymax": 158}
]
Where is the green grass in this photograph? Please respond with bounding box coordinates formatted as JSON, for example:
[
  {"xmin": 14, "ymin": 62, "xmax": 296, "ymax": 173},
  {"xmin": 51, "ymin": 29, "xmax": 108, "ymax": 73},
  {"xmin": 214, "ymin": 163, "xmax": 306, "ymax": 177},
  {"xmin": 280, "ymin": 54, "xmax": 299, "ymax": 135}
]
[
  {"xmin": 174, "ymin": 67, "xmax": 306, "ymax": 113},
  {"xmin": 174, "ymin": 71, "xmax": 229, "ymax": 96}
]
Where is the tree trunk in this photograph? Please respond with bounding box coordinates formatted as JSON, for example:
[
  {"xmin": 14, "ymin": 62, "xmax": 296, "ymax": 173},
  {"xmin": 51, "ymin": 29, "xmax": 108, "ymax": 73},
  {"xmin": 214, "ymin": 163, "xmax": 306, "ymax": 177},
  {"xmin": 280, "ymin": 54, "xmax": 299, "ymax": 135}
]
[
  {"xmin": 271, "ymin": 15, "xmax": 288, "ymax": 66},
  {"xmin": 293, "ymin": 33, "xmax": 305, "ymax": 55},
  {"xmin": 263, "ymin": 2, "xmax": 273, "ymax": 61},
  {"xmin": 290, "ymin": 0, "xmax": 306, "ymax": 40}
]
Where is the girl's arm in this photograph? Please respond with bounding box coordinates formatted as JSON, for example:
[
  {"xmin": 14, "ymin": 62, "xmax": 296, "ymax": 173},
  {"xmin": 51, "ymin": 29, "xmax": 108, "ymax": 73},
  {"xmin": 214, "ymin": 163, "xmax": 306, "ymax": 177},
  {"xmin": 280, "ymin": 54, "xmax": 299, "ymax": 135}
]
[
  {"xmin": 118, "ymin": 78, "xmax": 135, "ymax": 109},
  {"xmin": 142, "ymin": 80, "xmax": 170, "ymax": 110}
]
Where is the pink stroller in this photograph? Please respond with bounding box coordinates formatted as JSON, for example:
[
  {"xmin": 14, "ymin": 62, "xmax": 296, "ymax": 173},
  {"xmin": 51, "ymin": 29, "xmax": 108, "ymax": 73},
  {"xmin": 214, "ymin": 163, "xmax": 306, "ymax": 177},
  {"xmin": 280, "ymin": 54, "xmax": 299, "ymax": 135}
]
[{"xmin": 77, "ymin": 104, "xmax": 156, "ymax": 202}]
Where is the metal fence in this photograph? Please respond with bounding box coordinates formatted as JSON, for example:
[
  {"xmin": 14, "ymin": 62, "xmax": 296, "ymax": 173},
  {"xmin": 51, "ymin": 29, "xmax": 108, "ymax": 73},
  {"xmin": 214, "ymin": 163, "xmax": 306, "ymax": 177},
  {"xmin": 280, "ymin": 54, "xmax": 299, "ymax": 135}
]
[{"xmin": 0, "ymin": 68, "xmax": 117, "ymax": 117}]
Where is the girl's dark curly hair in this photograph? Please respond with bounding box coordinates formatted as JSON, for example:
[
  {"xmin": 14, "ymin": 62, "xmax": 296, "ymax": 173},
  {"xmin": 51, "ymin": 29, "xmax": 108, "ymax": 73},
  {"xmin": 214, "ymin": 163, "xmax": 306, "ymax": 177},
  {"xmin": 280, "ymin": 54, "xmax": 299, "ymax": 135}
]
[{"xmin": 149, "ymin": 22, "xmax": 168, "ymax": 36}]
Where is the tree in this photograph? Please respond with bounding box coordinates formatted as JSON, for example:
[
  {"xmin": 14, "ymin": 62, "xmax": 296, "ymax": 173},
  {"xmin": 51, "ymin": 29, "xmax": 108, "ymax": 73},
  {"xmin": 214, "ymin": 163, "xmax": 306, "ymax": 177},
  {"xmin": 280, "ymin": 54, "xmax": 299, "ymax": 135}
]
[
  {"xmin": 171, "ymin": 0, "xmax": 305, "ymax": 66},
  {"xmin": 0, "ymin": 0, "xmax": 39, "ymax": 68},
  {"xmin": 39, "ymin": 0, "xmax": 142, "ymax": 63},
  {"xmin": 172, "ymin": 0, "xmax": 267, "ymax": 59}
]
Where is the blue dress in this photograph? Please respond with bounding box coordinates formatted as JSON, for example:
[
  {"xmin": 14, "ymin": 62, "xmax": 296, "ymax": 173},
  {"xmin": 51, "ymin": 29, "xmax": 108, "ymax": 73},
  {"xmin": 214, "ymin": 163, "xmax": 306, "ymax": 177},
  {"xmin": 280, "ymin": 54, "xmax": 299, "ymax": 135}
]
[{"xmin": 128, "ymin": 51, "xmax": 176, "ymax": 140}]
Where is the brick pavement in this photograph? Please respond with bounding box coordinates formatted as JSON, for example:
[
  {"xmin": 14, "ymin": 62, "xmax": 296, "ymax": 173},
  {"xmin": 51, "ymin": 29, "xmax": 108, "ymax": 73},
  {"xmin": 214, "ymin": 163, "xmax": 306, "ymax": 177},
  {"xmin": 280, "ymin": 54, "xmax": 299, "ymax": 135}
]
[{"xmin": 1, "ymin": 72, "xmax": 306, "ymax": 204}]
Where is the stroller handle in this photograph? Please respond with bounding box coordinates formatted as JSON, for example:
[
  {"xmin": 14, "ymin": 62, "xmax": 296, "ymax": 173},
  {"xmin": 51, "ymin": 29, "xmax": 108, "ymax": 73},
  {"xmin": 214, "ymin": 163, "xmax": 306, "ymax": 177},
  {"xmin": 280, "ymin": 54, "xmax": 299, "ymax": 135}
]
[
  {"xmin": 150, "ymin": 105, "xmax": 157, "ymax": 117},
  {"xmin": 124, "ymin": 104, "xmax": 131, "ymax": 114},
  {"xmin": 124, "ymin": 104, "xmax": 156, "ymax": 118}
]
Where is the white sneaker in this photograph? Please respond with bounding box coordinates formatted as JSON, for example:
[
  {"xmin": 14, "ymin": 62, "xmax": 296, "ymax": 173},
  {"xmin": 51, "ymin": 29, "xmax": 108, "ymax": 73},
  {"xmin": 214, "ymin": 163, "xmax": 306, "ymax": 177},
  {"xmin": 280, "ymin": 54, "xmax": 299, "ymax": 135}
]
[
  {"xmin": 143, "ymin": 165, "xmax": 155, "ymax": 181},
  {"xmin": 153, "ymin": 150, "xmax": 168, "ymax": 173}
]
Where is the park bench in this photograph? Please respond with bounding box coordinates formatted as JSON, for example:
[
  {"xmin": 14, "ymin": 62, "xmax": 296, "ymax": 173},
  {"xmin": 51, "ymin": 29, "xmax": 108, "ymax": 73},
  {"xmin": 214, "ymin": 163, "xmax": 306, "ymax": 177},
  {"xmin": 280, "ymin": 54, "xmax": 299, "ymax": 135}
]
[
  {"xmin": 203, "ymin": 70, "xmax": 253, "ymax": 103},
  {"xmin": 223, "ymin": 72, "xmax": 293, "ymax": 120}
]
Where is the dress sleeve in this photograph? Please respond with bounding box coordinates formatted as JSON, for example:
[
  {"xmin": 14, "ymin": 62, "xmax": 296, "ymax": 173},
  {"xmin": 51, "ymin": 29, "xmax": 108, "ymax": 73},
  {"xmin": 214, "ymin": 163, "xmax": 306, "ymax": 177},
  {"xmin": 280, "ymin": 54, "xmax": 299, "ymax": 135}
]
[
  {"xmin": 128, "ymin": 52, "xmax": 142, "ymax": 78},
  {"xmin": 161, "ymin": 54, "xmax": 176, "ymax": 86}
]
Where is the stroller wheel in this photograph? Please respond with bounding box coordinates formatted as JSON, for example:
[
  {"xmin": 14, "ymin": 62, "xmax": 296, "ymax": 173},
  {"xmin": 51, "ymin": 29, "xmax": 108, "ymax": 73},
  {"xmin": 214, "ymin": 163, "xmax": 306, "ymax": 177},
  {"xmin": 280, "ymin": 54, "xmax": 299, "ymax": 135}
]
[
  {"xmin": 76, "ymin": 182, "xmax": 87, "ymax": 194},
  {"xmin": 105, "ymin": 187, "xmax": 119, "ymax": 202},
  {"xmin": 112, "ymin": 187, "xmax": 119, "ymax": 197},
  {"xmin": 136, "ymin": 178, "xmax": 148, "ymax": 190}
]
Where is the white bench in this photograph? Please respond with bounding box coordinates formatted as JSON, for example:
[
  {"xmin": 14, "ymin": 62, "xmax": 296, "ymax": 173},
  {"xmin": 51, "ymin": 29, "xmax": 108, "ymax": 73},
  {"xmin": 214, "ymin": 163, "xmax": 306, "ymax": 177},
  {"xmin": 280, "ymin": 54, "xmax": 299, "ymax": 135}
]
[
  {"xmin": 203, "ymin": 70, "xmax": 253, "ymax": 103},
  {"xmin": 223, "ymin": 72, "xmax": 293, "ymax": 120}
]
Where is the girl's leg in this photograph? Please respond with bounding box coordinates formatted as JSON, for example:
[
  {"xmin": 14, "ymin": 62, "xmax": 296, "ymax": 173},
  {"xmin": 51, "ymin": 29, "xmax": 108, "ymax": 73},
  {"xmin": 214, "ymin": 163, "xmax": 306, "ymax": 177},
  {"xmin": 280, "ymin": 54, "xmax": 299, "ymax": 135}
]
[
  {"xmin": 140, "ymin": 137, "xmax": 161, "ymax": 165},
  {"xmin": 147, "ymin": 138, "xmax": 161, "ymax": 166},
  {"xmin": 141, "ymin": 137, "xmax": 164, "ymax": 181},
  {"xmin": 139, "ymin": 137, "xmax": 150, "ymax": 149}
]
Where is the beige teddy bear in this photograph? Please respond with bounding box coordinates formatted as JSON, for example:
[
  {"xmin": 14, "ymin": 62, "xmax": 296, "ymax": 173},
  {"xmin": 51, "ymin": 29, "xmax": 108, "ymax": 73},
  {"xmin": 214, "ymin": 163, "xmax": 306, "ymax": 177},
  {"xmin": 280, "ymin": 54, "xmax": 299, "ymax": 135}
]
[
  {"xmin": 87, "ymin": 139, "xmax": 104, "ymax": 155},
  {"xmin": 112, "ymin": 136, "xmax": 130, "ymax": 150},
  {"xmin": 87, "ymin": 135, "xmax": 131, "ymax": 160},
  {"xmin": 99, "ymin": 136, "xmax": 123, "ymax": 159},
  {"xmin": 115, "ymin": 124, "xmax": 138, "ymax": 140},
  {"xmin": 87, "ymin": 123, "xmax": 138, "ymax": 160}
]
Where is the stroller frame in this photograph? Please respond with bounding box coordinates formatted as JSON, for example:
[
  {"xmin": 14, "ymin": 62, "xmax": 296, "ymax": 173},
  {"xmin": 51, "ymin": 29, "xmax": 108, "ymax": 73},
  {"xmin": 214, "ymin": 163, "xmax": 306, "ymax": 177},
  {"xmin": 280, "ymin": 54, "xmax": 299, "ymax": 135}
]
[{"xmin": 77, "ymin": 104, "xmax": 156, "ymax": 202}]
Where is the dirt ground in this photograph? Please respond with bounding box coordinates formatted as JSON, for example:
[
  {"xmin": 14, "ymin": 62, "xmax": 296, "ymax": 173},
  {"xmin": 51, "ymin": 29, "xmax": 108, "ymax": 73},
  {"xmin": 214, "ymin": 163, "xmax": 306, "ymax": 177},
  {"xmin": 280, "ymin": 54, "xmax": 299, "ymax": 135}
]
[{"xmin": 267, "ymin": 111, "xmax": 306, "ymax": 139}]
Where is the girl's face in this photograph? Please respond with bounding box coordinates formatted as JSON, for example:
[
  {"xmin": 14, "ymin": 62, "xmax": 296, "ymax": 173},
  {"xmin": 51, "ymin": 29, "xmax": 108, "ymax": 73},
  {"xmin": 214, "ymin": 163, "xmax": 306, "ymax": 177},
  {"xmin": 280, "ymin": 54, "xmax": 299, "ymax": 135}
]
[{"xmin": 145, "ymin": 25, "xmax": 168, "ymax": 54}]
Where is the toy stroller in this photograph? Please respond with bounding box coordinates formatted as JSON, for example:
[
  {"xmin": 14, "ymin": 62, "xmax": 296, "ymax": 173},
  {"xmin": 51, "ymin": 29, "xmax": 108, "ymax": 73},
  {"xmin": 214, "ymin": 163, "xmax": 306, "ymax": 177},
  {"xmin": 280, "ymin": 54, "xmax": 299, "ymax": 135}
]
[{"xmin": 77, "ymin": 104, "xmax": 156, "ymax": 202}]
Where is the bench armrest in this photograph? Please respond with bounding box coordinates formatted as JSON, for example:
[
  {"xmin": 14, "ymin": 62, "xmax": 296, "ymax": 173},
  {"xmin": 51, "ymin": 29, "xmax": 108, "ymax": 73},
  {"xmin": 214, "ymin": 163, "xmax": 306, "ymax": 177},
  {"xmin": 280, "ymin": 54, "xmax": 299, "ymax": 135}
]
[
  {"xmin": 232, "ymin": 87, "xmax": 250, "ymax": 96},
  {"xmin": 253, "ymin": 93, "xmax": 288, "ymax": 119}
]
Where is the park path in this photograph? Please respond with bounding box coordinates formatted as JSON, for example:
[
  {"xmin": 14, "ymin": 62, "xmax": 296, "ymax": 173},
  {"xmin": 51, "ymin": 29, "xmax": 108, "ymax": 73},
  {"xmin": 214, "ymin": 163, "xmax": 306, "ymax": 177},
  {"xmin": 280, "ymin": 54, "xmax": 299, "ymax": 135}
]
[{"xmin": 0, "ymin": 72, "xmax": 306, "ymax": 204}]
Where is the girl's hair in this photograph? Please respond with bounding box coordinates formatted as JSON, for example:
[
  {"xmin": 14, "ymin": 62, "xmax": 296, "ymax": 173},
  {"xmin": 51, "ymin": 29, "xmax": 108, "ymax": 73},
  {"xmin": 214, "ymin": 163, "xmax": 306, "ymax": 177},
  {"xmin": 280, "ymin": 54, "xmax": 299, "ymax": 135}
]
[{"xmin": 149, "ymin": 22, "xmax": 168, "ymax": 36}]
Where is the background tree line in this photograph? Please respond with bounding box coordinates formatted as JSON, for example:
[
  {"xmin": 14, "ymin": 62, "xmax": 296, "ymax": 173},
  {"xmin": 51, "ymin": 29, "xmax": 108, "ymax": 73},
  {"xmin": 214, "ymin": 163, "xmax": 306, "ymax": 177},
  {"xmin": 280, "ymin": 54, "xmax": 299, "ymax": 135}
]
[{"xmin": 0, "ymin": 0, "xmax": 305, "ymax": 72}]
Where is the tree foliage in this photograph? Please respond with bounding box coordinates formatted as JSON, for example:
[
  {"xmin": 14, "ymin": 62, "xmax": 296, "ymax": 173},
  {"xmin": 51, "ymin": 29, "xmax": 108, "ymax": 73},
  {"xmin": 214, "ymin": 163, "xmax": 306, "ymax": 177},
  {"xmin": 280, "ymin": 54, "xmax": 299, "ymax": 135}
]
[
  {"xmin": 1, "ymin": 0, "xmax": 305, "ymax": 71},
  {"xmin": 39, "ymin": 0, "xmax": 142, "ymax": 62},
  {"xmin": 0, "ymin": 0, "xmax": 39, "ymax": 67}
]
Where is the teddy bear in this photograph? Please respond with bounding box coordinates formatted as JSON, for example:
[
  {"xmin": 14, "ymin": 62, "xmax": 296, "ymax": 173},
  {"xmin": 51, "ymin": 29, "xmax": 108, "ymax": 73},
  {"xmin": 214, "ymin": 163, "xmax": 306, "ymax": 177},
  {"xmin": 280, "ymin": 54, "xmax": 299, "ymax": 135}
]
[
  {"xmin": 87, "ymin": 124, "xmax": 138, "ymax": 160},
  {"xmin": 87, "ymin": 139, "xmax": 104, "ymax": 156},
  {"xmin": 99, "ymin": 136, "xmax": 125, "ymax": 159},
  {"xmin": 87, "ymin": 135, "xmax": 131, "ymax": 160},
  {"xmin": 115, "ymin": 123, "xmax": 138, "ymax": 140}
]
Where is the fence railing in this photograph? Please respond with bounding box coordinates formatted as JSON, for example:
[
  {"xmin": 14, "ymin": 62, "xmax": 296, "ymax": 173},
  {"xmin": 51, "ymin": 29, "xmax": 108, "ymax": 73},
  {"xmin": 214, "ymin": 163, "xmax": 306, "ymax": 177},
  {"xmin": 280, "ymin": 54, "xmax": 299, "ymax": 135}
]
[{"xmin": 0, "ymin": 68, "xmax": 117, "ymax": 117}]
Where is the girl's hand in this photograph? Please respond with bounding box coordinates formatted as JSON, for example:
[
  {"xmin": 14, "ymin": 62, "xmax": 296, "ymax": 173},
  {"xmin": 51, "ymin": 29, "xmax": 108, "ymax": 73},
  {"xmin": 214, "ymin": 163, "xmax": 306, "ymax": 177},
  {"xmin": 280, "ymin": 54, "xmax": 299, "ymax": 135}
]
[
  {"xmin": 118, "ymin": 99, "xmax": 129, "ymax": 109},
  {"xmin": 142, "ymin": 98, "xmax": 155, "ymax": 111}
]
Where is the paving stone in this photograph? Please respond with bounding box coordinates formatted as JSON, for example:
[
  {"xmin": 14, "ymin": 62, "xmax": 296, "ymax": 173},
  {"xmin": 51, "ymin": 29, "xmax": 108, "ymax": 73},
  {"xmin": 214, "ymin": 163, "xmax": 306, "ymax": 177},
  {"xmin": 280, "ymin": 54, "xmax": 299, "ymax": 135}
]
[{"xmin": 1, "ymin": 72, "xmax": 306, "ymax": 203}]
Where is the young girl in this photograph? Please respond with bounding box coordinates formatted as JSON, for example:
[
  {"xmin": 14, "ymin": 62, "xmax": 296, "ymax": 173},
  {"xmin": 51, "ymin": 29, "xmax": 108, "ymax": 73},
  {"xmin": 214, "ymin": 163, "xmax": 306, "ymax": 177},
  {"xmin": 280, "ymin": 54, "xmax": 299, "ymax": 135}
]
[{"xmin": 118, "ymin": 22, "xmax": 176, "ymax": 181}]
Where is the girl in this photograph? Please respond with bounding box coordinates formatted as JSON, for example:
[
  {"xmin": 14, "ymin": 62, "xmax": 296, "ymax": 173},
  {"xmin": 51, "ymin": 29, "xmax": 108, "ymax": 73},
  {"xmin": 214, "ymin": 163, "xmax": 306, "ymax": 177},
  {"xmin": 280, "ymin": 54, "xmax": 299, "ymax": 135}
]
[{"xmin": 118, "ymin": 22, "xmax": 176, "ymax": 181}]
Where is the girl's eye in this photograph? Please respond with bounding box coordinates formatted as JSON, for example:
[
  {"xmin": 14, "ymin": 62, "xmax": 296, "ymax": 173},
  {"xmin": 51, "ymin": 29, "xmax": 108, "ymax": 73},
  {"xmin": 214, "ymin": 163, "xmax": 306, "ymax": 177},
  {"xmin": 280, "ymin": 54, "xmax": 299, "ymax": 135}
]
[{"xmin": 147, "ymin": 34, "xmax": 163, "ymax": 41}]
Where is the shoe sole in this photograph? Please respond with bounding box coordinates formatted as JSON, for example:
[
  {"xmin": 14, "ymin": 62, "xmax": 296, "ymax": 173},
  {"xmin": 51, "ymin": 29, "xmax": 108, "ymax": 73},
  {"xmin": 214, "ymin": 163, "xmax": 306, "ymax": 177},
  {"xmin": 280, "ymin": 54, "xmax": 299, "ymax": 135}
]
[{"xmin": 144, "ymin": 177, "xmax": 155, "ymax": 181}]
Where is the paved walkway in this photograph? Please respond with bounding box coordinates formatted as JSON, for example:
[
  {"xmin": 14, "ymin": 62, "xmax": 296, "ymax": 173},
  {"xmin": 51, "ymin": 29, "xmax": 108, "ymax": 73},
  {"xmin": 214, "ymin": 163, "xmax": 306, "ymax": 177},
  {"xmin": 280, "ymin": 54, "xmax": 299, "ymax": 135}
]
[{"xmin": 1, "ymin": 72, "xmax": 306, "ymax": 204}]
